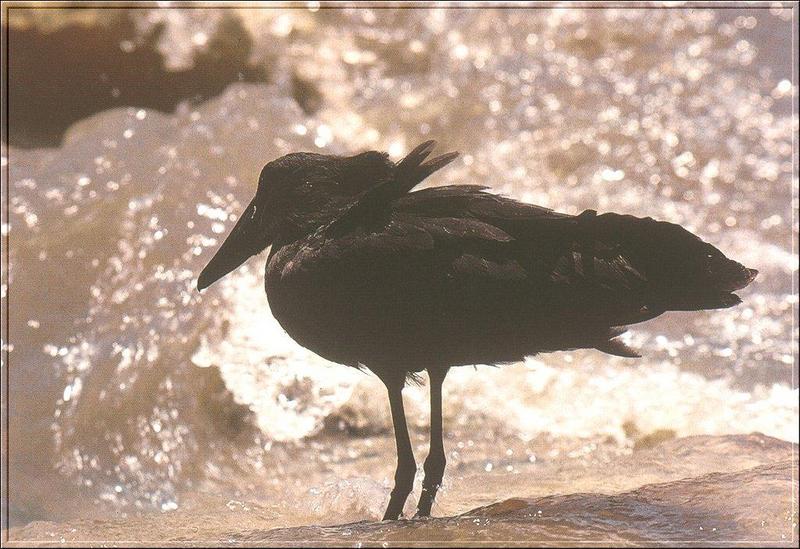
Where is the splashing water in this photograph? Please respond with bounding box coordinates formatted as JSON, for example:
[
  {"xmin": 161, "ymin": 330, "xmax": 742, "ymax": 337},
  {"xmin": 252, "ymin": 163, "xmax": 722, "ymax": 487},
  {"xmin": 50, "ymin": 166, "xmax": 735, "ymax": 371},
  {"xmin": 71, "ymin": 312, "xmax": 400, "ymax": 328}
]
[{"xmin": 3, "ymin": 5, "xmax": 797, "ymax": 544}]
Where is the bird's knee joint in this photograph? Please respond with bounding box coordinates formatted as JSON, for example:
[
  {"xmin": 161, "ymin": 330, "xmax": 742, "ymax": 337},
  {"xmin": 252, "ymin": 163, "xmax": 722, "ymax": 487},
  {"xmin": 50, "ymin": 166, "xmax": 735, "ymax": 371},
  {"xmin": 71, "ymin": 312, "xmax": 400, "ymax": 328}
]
[
  {"xmin": 392, "ymin": 477, "xmax": 415, "ymax": 496},
  {"xmin": 394, "ymin": 463, "xmax": 416, "ymax": 488},
  {"xmin": 423, "ymin": 452, "xmax": 446, "ymax": 474}
]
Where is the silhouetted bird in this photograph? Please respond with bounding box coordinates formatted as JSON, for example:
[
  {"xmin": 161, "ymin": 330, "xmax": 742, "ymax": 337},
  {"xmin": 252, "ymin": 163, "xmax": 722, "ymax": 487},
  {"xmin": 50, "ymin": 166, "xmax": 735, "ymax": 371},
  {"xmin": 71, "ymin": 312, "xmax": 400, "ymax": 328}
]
[{"xmin": 197, "ymin": 141, "xmax": 757, "ymax": 520}]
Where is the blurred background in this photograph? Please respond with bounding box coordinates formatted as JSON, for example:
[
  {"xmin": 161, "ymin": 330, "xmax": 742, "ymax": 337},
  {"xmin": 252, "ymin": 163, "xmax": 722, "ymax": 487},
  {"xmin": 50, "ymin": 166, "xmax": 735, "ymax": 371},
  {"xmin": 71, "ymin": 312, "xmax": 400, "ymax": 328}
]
[{"xmin": 1, "ymin": 3, "xmax": 797, "ymax": 543}]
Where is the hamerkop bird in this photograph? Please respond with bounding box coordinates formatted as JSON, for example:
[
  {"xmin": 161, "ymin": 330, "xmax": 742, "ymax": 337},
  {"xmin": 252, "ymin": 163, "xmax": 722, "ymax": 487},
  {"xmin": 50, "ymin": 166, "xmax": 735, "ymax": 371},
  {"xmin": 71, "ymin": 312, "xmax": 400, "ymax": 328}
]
[{"xmin": 197, "ymin": 141, "xmax": 757, "ymax": 520}]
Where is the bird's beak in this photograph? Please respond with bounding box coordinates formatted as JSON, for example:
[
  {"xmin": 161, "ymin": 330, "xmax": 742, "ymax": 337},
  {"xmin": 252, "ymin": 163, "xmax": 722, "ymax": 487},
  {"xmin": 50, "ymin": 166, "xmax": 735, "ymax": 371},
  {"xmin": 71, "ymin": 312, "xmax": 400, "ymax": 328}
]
[{"xmin": 197, "ymin": 198, "xmax": 272, "ymax": 291}]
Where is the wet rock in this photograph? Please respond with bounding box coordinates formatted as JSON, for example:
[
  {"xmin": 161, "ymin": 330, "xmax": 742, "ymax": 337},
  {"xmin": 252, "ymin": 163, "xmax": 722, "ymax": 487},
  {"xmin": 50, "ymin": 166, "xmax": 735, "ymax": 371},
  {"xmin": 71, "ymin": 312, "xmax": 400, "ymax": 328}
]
[{"xmin": 5, "ymin": 11, "xmax": 267, "ymax": 147}]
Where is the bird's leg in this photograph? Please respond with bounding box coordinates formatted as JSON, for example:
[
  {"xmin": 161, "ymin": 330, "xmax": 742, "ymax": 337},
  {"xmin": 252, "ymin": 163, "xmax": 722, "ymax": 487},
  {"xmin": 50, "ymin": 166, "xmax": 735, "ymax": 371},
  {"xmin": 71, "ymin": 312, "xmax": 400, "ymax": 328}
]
[
  {"xmin": 414, "ymin": 367, "xmax": 449, "ymax": 518},
  {"xmin": 382, "ymin": 375, "xmax": 416, "ymax": 521}
]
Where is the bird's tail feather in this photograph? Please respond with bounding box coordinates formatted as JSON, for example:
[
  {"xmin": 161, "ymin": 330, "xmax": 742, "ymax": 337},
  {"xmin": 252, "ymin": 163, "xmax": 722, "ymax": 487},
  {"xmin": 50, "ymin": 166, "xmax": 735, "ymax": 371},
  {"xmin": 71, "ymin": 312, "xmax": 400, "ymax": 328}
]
[
  {"xmin": 584, "ymin": 212, "xmax": 758, "ymax": 312},
  {"xmin": 593, "ymin": 327, "xmax": 641, "ymax": 358},
  {"xmin": 654, "ymin": 291, "xmax": 743, "ymax": 312}
]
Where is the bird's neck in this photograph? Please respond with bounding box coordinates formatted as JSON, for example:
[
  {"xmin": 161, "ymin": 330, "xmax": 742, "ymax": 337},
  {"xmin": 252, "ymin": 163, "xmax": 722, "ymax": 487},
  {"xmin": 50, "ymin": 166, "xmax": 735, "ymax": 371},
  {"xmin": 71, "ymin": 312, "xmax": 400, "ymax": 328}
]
[{"xmin": 272, "ymin": 200, "xmax": 351, "ymax": 246}]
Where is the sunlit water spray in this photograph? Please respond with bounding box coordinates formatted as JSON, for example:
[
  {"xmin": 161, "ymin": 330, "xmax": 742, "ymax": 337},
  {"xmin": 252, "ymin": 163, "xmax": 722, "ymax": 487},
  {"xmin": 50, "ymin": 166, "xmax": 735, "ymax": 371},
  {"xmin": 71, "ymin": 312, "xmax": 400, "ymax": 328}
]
[{"xmin": 3, "ymin": 5, "xmax": 797, "ymax": 541}]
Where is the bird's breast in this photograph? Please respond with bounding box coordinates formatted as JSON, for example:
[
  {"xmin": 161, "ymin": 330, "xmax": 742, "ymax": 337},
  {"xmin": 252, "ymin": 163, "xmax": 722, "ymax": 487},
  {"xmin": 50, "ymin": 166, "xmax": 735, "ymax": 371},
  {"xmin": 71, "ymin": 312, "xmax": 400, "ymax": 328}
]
[
  {"xmin": 264, "ymin": 243, "xmax": 309, "ymax": 331},
  {"xmin": 264, "ymin": 242, "xmax": 355, "ymax": 365}
]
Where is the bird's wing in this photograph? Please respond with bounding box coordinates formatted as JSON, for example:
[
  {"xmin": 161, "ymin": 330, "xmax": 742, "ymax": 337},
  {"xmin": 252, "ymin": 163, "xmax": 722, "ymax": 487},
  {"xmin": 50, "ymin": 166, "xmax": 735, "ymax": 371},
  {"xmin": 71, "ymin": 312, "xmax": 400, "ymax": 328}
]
[
  {"xmin": 395, "ymin": 187, "xmax": 653, "ymax": 301},
  {"xmin": 270, "ymin": 199, "xmax": 651, "ymax": 365},
  {"xmin": 275, "ymin": 188, "xmax": 653, "ymax": 326}
]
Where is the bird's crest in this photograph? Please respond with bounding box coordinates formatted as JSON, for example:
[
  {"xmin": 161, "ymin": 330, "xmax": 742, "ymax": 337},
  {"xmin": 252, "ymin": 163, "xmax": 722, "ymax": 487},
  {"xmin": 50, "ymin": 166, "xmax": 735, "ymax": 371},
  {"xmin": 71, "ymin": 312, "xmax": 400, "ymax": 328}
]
[
  {"xmin": 328, "ymin": 140, "xmax": 459, "ymax": 235},
  {"xmin": 394, "ymin": 140, "xmax": 461, "ymax": 195}
]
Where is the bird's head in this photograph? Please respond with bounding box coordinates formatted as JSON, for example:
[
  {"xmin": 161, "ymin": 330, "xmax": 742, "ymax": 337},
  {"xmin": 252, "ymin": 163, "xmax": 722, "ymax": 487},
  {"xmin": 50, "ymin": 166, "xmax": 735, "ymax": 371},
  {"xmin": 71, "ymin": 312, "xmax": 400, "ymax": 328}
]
[{"xmin": 197, "ymin": 150, "xmax": 394, "ymax": 291}]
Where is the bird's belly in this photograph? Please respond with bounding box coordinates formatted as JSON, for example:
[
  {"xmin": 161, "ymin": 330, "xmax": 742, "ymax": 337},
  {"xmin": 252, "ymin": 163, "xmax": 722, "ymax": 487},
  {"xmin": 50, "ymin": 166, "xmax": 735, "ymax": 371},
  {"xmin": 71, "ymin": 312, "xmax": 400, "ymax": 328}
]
[
  {"xmin": 265, "ymin": 274, "xmax": 382, "ymax": 367},
  {"xmin": 263, "ymin": 247, "xmax": 617, "ymax": 369},
  {"xmin": 264, "ymin": 273, "xmax": 548, "ymax": 370}
]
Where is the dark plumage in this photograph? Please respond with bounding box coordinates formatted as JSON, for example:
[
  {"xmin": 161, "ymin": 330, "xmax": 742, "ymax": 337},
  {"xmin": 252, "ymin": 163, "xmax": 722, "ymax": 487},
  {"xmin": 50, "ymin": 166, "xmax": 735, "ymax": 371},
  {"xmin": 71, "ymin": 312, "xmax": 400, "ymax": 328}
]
[{"xmin": 197, "ymin": 141, "xmax": 757, "ymax": 520}]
